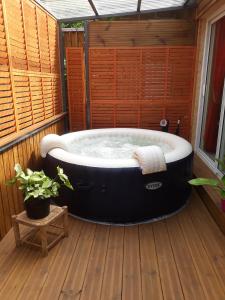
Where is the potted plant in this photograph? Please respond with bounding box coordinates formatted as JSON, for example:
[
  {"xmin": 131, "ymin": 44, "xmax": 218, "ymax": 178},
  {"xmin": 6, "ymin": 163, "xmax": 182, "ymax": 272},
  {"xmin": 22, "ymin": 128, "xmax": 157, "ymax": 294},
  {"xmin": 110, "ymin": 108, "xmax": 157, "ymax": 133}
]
[
  {"xmin": 7, "ymin": 164, "xmax": 74, "ymax": 219},
  {"xmin": 188, "ymin": 157, "xmax": 225, "ymax": 212}
]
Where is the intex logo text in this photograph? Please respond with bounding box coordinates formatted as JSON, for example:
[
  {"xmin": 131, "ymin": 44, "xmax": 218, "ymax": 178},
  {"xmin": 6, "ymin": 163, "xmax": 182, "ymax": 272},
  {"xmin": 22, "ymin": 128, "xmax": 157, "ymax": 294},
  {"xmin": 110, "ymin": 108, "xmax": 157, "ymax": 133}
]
[{"xmin": 145, "ymin": 182, "xmax": 162, "ymax": 190}]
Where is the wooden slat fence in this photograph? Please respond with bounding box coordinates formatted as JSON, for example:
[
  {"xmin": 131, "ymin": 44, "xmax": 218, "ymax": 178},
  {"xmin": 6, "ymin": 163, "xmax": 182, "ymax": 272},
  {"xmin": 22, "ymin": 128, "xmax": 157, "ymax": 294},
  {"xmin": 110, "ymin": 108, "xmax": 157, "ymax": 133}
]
[
  {"xmin": 64, "ymin": 30, "xmax": 84, "ymax": 49},
  {"xmin": 66, "ymin": 48, "xmax": 86, "ymax": 131},
  {"xmin": 89, "ymin": 47, "xmax": 196, "ymax": 139},
  {"xmin": 0, "ymin": 0, "xmax": 63, "ymax": 148}
]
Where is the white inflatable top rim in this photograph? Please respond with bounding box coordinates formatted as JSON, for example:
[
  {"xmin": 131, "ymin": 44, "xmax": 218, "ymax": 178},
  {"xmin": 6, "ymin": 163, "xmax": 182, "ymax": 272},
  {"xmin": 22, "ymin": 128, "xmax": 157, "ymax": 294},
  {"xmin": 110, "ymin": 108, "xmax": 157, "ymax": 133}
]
[{"xmin": 41, "ymin": 128, "xmax": 193, "ymax": 168}]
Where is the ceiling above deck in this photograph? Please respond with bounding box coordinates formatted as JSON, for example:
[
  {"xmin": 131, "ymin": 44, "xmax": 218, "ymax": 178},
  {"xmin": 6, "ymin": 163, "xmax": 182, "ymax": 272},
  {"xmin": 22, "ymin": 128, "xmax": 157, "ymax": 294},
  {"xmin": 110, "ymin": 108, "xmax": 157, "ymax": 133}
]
[{"xmin": 35, "ymin": 0, "xmax": 195, "ymax": 22}]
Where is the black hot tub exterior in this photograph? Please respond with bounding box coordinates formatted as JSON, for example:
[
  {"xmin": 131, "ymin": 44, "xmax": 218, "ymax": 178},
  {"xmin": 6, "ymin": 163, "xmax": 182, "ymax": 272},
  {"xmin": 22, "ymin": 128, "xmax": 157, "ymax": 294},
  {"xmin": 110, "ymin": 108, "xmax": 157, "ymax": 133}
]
[{"xmin": 44, "ymin": 151, "xmax": 193, "ymax": 225}]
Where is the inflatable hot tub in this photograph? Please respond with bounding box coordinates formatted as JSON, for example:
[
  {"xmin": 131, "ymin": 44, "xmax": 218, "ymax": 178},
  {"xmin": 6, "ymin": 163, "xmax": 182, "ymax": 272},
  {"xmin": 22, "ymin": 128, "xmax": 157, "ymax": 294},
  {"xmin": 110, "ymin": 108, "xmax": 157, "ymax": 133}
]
[{"xmin": 40, "ymin": 128, "xmax": 193, "ymax": 225}]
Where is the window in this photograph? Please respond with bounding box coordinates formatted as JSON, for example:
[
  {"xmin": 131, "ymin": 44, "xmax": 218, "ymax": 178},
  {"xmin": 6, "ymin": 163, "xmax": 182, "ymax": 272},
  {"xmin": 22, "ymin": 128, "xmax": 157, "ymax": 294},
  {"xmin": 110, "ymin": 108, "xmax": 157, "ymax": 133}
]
[{"xmin": 197, "ymin": 14, "xmax": 225, "ymax": 173}]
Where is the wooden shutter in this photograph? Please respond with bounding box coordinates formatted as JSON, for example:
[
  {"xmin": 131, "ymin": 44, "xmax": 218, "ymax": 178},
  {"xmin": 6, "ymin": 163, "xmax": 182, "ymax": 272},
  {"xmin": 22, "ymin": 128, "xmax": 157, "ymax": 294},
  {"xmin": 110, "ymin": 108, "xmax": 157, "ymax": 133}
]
[{"xmin": 66, "ymin": 48, "xmax": 86, "ymax": 131}]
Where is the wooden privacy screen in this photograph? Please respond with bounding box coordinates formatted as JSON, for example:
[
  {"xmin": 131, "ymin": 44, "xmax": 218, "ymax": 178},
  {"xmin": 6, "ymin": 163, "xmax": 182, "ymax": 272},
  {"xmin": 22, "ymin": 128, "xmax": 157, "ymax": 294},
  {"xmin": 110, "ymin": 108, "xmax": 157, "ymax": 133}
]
[
  {"xmin": 89, "ymin": 47, "xmax": 195, "ymax": 139},
  {"xmin": 89, "ymin": 20, "xmax": 196, "ymax": 47},
  {"xmin": 66, "ymin": 48, "xmax": 86, "ymax": 131},
  {"xmin": 0, "ymin": 0, "xmax": 62, "ymax": 147}
]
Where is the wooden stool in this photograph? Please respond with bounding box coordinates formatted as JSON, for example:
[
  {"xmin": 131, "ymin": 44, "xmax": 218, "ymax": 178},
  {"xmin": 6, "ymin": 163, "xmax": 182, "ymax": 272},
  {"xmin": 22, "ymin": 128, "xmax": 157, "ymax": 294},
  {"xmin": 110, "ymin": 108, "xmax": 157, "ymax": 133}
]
[{"xmin": 12, "ymin": 205, "xmax": 68, "ymax": 256}]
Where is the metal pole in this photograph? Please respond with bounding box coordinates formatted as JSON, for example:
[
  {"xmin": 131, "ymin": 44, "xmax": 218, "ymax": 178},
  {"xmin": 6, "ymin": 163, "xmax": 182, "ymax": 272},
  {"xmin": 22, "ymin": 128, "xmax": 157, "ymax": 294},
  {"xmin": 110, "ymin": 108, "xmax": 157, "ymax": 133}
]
[
  {"xmin": 59, "ymin": 26, "xmax": 69, "ymax": 131},
  {"xmin": 84, "ymin": 21, "xmax": 90, "ymax": 129}
]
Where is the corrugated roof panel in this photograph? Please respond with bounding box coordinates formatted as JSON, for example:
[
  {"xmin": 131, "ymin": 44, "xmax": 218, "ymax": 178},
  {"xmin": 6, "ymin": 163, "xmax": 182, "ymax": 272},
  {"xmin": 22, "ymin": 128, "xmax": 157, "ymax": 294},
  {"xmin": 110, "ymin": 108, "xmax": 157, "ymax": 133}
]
[
  {"xmin": 93, "ymin": 0, "xmax": 137, "ymax": 15},
  {"xmin": 35, "ymin": 0, "xmax": 190, "ymax": 21},
  {"xmin": 35, "ymin": 0, "xmax": 95, "ymax": 19},
  {"xmin": 141, "ymin": 0, "xmax": 187, "ymax": 11}
]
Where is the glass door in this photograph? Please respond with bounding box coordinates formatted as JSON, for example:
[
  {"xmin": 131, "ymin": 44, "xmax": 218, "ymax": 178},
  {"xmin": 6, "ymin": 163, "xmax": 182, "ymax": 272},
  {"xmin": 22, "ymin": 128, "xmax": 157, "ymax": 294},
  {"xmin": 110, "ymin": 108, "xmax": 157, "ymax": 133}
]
[{"xmin": 199, "ymin": 15, "xmax": 225, "ymax": 164}]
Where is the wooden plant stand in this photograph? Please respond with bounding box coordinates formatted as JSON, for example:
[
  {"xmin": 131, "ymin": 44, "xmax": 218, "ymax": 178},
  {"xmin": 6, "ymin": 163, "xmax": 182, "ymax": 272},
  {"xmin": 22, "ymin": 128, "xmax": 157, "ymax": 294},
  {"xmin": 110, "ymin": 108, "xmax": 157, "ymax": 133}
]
[{"xmin": 12, "ymin": 205, "xmax": 68, "ymax": 257}]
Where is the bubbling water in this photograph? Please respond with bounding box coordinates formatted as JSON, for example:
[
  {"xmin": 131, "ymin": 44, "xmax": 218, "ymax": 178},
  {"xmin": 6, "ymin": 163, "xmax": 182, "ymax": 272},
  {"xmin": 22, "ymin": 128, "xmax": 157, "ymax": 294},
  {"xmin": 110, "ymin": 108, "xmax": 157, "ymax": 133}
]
[{"xmin": 69, "ymin": 135, "xmax": 172, "ymax": 160}]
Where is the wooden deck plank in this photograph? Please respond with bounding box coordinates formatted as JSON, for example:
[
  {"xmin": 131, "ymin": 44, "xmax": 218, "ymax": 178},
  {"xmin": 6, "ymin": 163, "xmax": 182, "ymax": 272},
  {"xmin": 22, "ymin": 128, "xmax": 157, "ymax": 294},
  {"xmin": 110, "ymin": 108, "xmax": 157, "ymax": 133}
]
[
  {"xmin": 122, "ymin": 226, "xmax": 142, "ymax": 300},
  {"xmin": 178, "ymin": 203, "xmax": 225, "ymax": 299},
  {"xmin": 139, "ymin": 223, "xmax": 163, "ymax": 300},
  {"xmin": 166, "ymin": 216, "xmax": 206, "ymax": 300},
  {"xmin": 0, "ymin": 226, "xmax": 33, "ymax": 292},
  {"xmin": 79, "ymin": 225, "xmax": 110, "ymax": 300},
  {"xmin": 0, "ymin": 193, "xmax": 224, "ymax": 300},
  {"xmin": 0, "ymin": 247, "xmax": 39, "ymax": 299},
  {"xmin": 153, "ymin": 221, "xmax": 184, "ymax": 300},
  {"xmin": 100, "ymin": 226, "xmax": 124, "ymax": 300},
  {"xmin": 17, "ymin": 218, "xmax": 82, "ymax": 300},
  {"xmin": 37, "ymin": 219, "xmax": 84, "ymax": 300},
  {"xmin": 187, "ymin": 192, "xmax": 225, "ymax": 292},
  {"xmin": 60, "ymin": 222, "xmax": 97, "ymax": 300}
]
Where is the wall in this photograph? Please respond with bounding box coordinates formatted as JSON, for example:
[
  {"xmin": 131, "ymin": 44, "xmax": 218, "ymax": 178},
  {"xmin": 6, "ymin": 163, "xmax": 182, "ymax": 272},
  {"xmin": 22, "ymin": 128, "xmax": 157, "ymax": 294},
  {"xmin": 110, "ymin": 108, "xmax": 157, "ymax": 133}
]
[
  {"xmin": 0, "ymin": 119, "xmax": 64, "ymax": 238},
  {"xmin": 0, "ymin": 0, "xmax": 63, "ymax": 148},
  {"xmin": 0, "ymin": 0, "xmax": 65, "ymax": 239}
]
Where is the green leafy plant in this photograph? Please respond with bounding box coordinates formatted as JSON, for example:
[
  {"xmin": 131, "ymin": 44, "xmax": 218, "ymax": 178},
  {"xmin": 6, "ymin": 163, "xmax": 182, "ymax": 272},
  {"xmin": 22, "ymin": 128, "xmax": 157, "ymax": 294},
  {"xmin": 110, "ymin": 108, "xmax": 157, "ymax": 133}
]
[
  {"xmin": 188, "ymin": 156, "xmax": 225, "ymax": 198},
  {"xmin": 7, "ymin": 164, "xmax": 74, "ymax": 201},
  {"xmin": 61, "ymin": 21, "xmax": 84, "ymax": 29}
]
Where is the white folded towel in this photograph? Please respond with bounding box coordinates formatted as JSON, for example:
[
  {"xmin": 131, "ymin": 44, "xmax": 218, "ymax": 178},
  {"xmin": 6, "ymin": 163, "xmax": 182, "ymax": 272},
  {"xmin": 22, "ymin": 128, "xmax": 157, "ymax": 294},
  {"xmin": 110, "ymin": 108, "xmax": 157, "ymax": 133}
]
[{"xmin": 133, "ymin": 145, "xmax": 167, "ymax": 175}]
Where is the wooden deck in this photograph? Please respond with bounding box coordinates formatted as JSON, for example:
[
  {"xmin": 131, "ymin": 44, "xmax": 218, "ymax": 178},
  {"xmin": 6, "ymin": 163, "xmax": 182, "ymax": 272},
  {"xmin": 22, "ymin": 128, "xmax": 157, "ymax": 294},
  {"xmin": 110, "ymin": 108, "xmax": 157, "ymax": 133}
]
[{"xmin": 0, "ymin": 190, "xmax": 225, "ymax": 300}]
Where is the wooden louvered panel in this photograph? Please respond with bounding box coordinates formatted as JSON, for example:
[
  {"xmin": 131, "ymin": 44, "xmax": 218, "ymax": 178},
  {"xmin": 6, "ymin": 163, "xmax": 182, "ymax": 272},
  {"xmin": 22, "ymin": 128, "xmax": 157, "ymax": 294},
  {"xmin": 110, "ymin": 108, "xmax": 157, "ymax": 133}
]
[
  {"xmin": 116, "ymin": 50, "xmax": 141, "ymax": 101},
  {"xmin": 22, "ymin": 0, "xmax": 40, "ymax": 72},
  {"xmin": 115, "ymin": 104, "xmax": 139, "ymax": 127},
  {"xmin": 0, "ymin": 0, "xmax": 63, "ymax": 147},
  {"xmin": 91, "ymin": 104, "xmax": 115, "ymax": 128},
  {"xmin": 29, "ymin": 76, "xmax": 45, "ymax": 124},
  {"xmin": 90, "ymin": 49, "xmax": 115, "ymax": 101},
  {"xmin": 89, "ymin": 47, "xmax": 195, "ymax": 140},
  {"xmin": 42, "ymin": 77, "xmax": 54, "ymax": 118},
  {"xmin": 66, "ymin": 48, "xmax": 86, "ymax": 131},
  {"xmin": 4, "ymin": 0, "xmax": 28, "ymax": 70},
  {"xmin": 0, "ymin": 2, "xmax": 16, "ymax": 139},
  {"xmin": 37, "ymin": 9, "xmax": 50, "ymax": 73},
  {"xmin": 140, "ymin": 104, "xmax": 165, "ymax": 130},
  {"xmin": 48, "ymin": 17, "xmax": 59, "ymax": 74},
  {"xmin": 167, "ymin": 48, "xmax": 196, "ymax": 103},
  {"xmin": 141, "ymin": 49, "xmax": 167, "ymax": 101},
  {"xmin": 13, "ymin": 75, "xmax": 32, "ymax": 130},
  {"xmin": 0, "ymin": 0, "xmax": 65, "ymax": 238},
  {"xmin": 52, "ymin": 77, "xmax": 62, "ymax": 115}
]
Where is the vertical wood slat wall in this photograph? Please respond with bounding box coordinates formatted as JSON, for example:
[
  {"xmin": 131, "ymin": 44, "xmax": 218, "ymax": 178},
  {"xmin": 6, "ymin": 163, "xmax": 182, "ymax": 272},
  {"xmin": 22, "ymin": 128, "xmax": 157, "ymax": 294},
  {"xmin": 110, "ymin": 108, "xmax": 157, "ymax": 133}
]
[
  {"xmin": 0, "ymin": 119, "xmax": 65, "ymax": 239},
  {"xmin": 0, "ymin": 0, "xmax": 65, "ymax": 239},
  {"xmin": 0, "ymin": 0, "xmax": 63, "ymax": 148}
]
